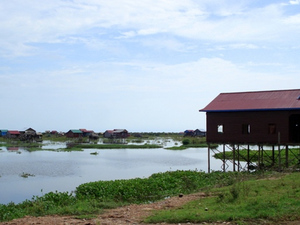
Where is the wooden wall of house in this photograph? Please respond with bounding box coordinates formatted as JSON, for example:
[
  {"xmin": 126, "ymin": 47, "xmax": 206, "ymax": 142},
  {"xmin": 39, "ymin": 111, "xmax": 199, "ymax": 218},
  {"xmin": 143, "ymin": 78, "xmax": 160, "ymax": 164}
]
[{"xmin": 206, "ymin": 110, "xmax": 300, "ymax": 144}]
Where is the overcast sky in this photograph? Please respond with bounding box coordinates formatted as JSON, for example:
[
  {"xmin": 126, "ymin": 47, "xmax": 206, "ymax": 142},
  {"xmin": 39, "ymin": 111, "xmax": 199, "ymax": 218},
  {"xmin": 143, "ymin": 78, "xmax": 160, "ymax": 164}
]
[{"xmin": 1, "ymin": 0, "xmax": 300, "ymax": 133}]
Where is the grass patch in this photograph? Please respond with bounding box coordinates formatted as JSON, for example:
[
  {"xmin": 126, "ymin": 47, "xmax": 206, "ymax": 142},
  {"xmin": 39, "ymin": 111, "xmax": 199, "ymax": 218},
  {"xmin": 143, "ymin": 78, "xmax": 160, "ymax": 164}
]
[{"xmin": 144, "ymin": 172, "xmax": 300, "ymax": 224}]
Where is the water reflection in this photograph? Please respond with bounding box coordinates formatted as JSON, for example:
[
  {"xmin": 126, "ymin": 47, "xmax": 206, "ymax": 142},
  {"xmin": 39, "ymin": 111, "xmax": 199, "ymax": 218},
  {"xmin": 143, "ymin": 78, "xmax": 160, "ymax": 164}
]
[{"xmin": 0, "ymin": 141, "xmax": 222, "ymax": 204}]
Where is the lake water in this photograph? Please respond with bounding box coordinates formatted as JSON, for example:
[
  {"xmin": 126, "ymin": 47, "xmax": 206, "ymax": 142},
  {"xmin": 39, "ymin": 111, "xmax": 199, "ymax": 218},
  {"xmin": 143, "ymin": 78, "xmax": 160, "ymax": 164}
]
[{"xmin": 0, "ymin": 140, "xmax": 224, "ymax": 204}]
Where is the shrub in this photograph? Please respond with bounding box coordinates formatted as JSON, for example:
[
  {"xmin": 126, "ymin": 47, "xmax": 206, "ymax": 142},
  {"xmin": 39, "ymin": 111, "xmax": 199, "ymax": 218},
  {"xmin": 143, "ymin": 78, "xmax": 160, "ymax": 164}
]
[{"xmin": 182, "ymin": 139, "xmax": 190, "ymax": 145}]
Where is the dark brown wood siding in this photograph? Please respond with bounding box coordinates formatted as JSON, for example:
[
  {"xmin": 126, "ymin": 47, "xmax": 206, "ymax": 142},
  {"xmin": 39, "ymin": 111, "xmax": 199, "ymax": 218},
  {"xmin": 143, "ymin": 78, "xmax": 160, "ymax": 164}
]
[{"xmin": 206, "ymin": 110, "xmax": 300, "ymax": 144}]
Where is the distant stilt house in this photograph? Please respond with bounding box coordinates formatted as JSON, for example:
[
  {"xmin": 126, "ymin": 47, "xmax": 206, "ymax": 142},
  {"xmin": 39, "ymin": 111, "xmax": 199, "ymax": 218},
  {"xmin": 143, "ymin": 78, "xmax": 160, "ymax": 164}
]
[
  {"xmin": 79, "ymin": 129, "xmax": 93, "ymax": 137},
  {"xmin": 51, "ymin": 130, "xmax": 58, "ymax": 135},
  {"xmin": 89, "ymin": 132, "xmax": 99, "ymax": 140},
  {"xmin": 36, "ymin": 132, "xmax": 43, "ymax": 141},
  {"xmin": 103, "ymin": 129, "xmax": 130, "ymax": 138},
  {"xmin": 25, "ymin": 128, "xmax": 36, "ymax": 136},
  {"xmin": 0, "ymin": 129, "xmax": 8, "ymax": 137},
  {"xmin": 184, "ymin": 129, "xmax": 206, "ymax": 137},
  {"xmin": 18, "ymin": 128, "xmax": 42, "ymax": 141},
  {"xmin": 66, "ymin": 130, "xmax": 83, "ymax": 138},
  {"xmin": 193, "ymin": 129, "xmax": 206, "ymax": 137},
  {"xmin": 112, "ymin": 129, "xmax": 130, "ymax": 138},
  {"xmin": 184, "ymin": 130, "xmax": 194, "ymax": 137},
  {"xmin": 103, "ymin": 130, "xmax": 114, "ymax": 138},
  {"xmin": 200, "ymin": 89, "xmax": 300, "ymax": 172},
  {"xmin": 7, "ymin": 130, "xmax": 21, "ymax": 139}
]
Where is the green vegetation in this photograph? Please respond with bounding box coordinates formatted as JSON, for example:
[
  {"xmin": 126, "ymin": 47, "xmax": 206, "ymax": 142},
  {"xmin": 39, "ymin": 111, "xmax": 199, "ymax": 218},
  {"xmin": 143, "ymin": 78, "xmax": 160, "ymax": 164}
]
[
  {"xmin": 20, "ymin": 172, "xmax": 35, "ymax": 178},
  {"xmin": 0, "ymin": 170, "xmax": 245, "ymax": 222},
  {"xmin": 2, "ymin": 170, "xmax": 300, "ymax": 224},
  {"xmin": 66, "ymin": 143, "xmax": 162, "ymax": 150},
  {"xmin": 1, "ymin": 134, "xmax": 215, "ymax": 151},
  {"xmin": 166, "ymin": 137, "xmax": 218, "ymax": 150},
  {"xmin": 41, "ymin": 135, "xmax": 69, "ymax": 142},
  {"xmin": 214, "ymin": 148, "xmax": 300, "ymax": 168},
  {"xmin": 0, "ymin": 191, "xmax": 115, "ymax": 221},
  {"xmin": 90, "ymin": 151, "xmax": 99, "ymax": 155},
  {"xmin": 0, "ymin": 140, "xmax": 43, "ymax": 150},
  {"xmin": 75, "ymin": 170, "xmax": 241, "ymax": 203},
  {"xmin": 145, "ymin": 172, "xmax": 300, "ymax": 224}
]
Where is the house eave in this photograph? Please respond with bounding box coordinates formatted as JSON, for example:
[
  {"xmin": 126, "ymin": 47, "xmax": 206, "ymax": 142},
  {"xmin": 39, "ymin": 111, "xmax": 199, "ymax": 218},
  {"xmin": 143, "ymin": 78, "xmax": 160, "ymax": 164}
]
[{"xmin": 200, "ymin": 108, "xmax": 300, "ymax": 113}]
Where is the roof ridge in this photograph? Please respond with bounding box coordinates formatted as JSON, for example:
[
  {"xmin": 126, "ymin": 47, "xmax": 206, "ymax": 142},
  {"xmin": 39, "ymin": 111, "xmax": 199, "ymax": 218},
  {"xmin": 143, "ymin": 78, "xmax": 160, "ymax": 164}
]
[{"xmin": 220, "ymin": 89, "xmax": 300, "ymax": 95}]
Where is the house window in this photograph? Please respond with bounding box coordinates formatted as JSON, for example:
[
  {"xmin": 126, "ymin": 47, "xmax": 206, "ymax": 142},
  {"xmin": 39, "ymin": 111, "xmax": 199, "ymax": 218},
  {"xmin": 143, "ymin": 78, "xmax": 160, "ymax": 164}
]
[
  {"xmin": 268, "ymin": 124, "xmax": 276, "ymax": 134},
  {"xmin": 242, "ymin": 124, "xmax": 251, "ymax": 134},
  {"xmin": 218, "ymin": 125, "xmax": 224, "ymax": 133}
]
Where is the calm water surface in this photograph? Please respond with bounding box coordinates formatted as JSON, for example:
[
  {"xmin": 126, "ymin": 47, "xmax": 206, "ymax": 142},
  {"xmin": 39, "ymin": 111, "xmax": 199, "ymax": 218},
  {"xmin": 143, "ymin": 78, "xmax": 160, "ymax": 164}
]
[{"xmin": 0, "ymin": 140, "xmax": 223, "ymax": 204}]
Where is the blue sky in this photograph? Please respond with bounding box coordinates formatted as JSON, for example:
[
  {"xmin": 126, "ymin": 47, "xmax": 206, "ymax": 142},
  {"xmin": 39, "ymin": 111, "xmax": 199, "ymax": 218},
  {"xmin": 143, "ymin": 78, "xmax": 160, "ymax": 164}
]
[{"xmin": 1, "ymin": 0, "xmax": 300, "ymax": 133}]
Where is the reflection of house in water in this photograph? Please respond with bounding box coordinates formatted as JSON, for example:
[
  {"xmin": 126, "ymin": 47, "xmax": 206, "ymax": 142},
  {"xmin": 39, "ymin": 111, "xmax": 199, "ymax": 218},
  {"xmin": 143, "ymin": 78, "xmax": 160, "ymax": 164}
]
[
  {"xmin": 200, "ymin": 89, "xmax": 300, "ymax": 172},
  {"xmin": 7, "ymin": 147, "xmax": 19, "ymax": 151}
]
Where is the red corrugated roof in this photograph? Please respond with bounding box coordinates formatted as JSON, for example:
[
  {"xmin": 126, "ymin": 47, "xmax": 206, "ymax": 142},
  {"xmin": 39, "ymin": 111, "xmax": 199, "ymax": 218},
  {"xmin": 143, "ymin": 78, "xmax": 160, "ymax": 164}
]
[
  {"xmin": 8, "ymin": 130, "xmax": 20, "ymax": 135},
  {"xmin": 200, "ymin": 89, "xmax": 300, "ymax": 112},
  {"xmin": 105, "ymin": 130, "xmax": 114, "ymax": 133}
]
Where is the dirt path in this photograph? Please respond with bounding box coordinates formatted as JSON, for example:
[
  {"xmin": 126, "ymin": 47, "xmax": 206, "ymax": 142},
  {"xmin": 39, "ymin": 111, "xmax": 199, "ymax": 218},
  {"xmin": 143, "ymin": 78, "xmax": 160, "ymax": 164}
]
[
  {"xmin": 1, "ymin": 192, "xmax": 298, "ymax": 225},
  {"xmin": 0, "ymin": 192, "xmax": 216, "ymax": 225}
]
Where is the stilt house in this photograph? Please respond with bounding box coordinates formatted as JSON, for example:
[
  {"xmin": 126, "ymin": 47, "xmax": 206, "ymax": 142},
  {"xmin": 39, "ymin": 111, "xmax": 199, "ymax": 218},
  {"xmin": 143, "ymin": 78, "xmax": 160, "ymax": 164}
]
[
  {"xmin": 66, "ymin": 130, "xmax": 83, "ymax": 138},
  {"xmin": 200, "ymin": 89, "xmax": 300, "ymax": 145}
]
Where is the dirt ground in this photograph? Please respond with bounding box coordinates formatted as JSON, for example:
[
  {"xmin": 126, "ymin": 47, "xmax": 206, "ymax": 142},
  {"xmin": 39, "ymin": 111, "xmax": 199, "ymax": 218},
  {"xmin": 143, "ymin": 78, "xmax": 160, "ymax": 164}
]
[{"xmin": 0, "ymin": 192, "xmax": 298, "ymax": 225}]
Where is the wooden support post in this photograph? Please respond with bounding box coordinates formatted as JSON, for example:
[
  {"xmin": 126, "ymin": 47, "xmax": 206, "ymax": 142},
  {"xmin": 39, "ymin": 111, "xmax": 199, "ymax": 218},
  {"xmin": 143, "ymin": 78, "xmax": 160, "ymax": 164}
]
[
  {"xmin": 278, "ymin": 132, "xmax": 281, "ymax": 171},
  {"xmin": 278, "ymin": 145, "xmax": 281, "ymax": 171},
  {"xmin": 272, "ymin": 145, "xmax": 275, "ymax": 167},
  {"xmin": 247, "ymin": 145, "xmax": 250, "ymax": 172},
  {"xmin": 258, "ymin": 145, "xmax": 261, "ymax": 170},
  {"xmin": 233, "ymin": 145, "xmax": 236, "ymax": 172},
  {"xmin": 286, "ymin": 145, "xmax": 289, "ymax": 168},
  {"xmin": 261, "ymin": 145, "xmax": 264, "ymax": 169},
  {"xmin": 237, "ymin": 145, "xmax": 240, "ymax": 172},
  {"xmin": 223, "ymin": 144, "xmax": 226, "ymax": 172},
  {"xmin": 208, "ymin": 144, "xmax": 211, "ymax": 173}
]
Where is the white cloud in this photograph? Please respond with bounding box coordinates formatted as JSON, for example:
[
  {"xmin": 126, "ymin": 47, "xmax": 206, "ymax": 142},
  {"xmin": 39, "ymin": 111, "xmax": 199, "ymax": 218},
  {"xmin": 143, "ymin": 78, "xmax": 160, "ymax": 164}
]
[
  {"xmin": 284, "ymin": 14, "xmax": 300, "ymax": 24},
  {"xmin": 1, "ymin": 1, "xmax": 300, "ymax": 131},
  {"xmin": 290, "ymin": 0, "xmax": 300, "ymax": 5},
  {"xmin": 1, "ymin": 0, "xmax": 300, "ymax": 57}
]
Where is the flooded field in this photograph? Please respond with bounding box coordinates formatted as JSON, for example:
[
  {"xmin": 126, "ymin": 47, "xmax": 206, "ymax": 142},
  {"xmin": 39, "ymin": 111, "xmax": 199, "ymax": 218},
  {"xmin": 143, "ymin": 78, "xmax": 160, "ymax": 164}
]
[{"xmin": 0, "ymin": 139, "xmax": 223, "ymax": 204}]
